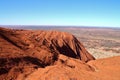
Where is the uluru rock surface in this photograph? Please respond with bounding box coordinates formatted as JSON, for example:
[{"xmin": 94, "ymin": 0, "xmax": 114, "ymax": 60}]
[
  {"xmin": 0, "ymin": 27, "xmax": 95, "ymax": 62},
  {"xmin": 0, "ymin": 27, "xmax": 120, "ymax": 80}
]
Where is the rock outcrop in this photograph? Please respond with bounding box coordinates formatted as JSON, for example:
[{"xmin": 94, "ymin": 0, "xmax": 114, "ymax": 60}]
[
  {"xmin": 0, "ymin": 27, "xmax": 95, "ymax": 80},
  {"xmin": 0, "ymin": 27, "xmax": 119, "ymax": 80}
]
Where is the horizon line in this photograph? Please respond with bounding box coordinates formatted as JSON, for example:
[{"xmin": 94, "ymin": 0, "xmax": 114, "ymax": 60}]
[{"xmin": 0, "ymin": 24, "xmax": 120, "ymax": 28}]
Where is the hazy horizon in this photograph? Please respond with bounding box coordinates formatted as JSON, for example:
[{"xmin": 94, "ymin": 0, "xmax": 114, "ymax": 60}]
[{"xmin": 1, "ymin": 25, "xmax": 120, "ymax": 29}]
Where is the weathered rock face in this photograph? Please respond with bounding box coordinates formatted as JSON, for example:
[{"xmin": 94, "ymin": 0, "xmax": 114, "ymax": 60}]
[
  {"xmin": 0, "ymin": 27, "xmax": 95, "ymax": 61},
  {"xmin": 0, "ymin": 27, "xmax": 95, "ymax": 80},
  {"xmin": 0, "ymin": 27, "xmax": 120, "ymax": 80}
]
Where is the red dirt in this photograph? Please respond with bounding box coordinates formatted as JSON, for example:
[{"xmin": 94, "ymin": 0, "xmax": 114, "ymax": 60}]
[{"xmin": 0, "ymin": 27, "xmax": 120, "ymax": 80}]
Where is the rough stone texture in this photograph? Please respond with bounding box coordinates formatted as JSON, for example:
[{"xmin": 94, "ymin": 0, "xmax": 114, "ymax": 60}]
[{"xmin": 0, "ymin": 27, "xmax": 119, "ymax": 80}]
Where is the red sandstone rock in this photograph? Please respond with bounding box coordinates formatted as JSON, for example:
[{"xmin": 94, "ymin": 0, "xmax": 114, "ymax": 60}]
[{"xmin": 0, "ymin": 27, "xmax": 119, "ymax": 80}]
